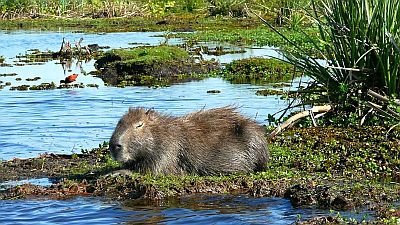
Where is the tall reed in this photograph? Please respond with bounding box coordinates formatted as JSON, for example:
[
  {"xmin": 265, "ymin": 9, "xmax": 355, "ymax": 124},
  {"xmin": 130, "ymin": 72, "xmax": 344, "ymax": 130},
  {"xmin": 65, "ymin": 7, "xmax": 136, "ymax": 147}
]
[{"xmin": 262, "ymin": 0, "xmax": 400, "ymax": 103}]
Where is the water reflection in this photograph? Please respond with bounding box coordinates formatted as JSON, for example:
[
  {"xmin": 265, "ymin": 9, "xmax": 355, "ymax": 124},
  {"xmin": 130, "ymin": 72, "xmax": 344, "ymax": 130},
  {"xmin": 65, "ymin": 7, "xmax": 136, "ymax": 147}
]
[
  {"xmin": 120, "ymin": 194, "xmax": 368, "ymax": 225},
  {"xmin": 0, "ymin": 194, "xmax": 373, "ymax": 225}
]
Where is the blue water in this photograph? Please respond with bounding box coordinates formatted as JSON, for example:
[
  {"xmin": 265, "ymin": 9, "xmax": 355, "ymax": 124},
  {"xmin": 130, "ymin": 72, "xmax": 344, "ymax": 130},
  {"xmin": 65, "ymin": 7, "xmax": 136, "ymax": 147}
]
[
  {"xmin": 0, "ymin": 30, "xmax": 364, "ymax": 224},
  {"xmin": 1, "ymin": 195, "xmax": 367, "ymax": 225},
  {"xmin": 0, "ymin": 30, "xmax": 288, "ymax": 160},
  {"xmin": 0, "ymin": 78, "xmax": 290, "ymax": 160}
]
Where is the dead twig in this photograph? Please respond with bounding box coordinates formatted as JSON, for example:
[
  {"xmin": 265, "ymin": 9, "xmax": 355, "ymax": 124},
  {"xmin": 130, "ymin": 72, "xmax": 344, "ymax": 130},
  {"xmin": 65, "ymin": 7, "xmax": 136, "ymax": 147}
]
[{"xmin": 270, "ymin": 105, "xmax": 332, "ymax": 137}]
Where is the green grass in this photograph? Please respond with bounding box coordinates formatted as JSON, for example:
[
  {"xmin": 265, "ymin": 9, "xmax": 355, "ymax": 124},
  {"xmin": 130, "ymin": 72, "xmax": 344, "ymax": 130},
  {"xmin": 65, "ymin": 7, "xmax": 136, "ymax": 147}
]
[
  {"xmin": 221, "ymin": 57, "xmax": 301, "ymax": 84},
  {"xmin": 95, "ymin": 45, "xmax": 190, "ymax": 69},
  {"xmin": 175, "ymin": 26, "xmax": 321, "ymax": 53},
  {"xmin": 0, "ymin": 0, "xmax": 314, "ymax": 19},
  {"xmin": 261, "ymin": 0, "xmax": 400, "ymax": 125},
  {"xmin": 113, "ymin": 45, "xmax": 189, "ymax": 64},
  {"xmin": 95, "ymin": 45, "xmax": 219, "ymax": 87}
]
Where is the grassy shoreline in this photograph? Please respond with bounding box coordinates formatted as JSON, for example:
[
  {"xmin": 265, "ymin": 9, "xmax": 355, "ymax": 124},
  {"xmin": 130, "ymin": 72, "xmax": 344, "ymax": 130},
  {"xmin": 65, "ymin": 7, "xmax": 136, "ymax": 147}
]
[
  {"xmin": 1, "ymin": 126, "xmax": 400, "ymax": 223},
  {"xmin": 0, "ymin": 16, "xmax": 318, "ymax": 52}
]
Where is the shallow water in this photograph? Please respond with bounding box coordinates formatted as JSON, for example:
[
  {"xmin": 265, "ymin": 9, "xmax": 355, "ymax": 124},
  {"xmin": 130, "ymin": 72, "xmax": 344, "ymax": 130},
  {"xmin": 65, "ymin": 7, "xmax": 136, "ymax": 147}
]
[
  {"xmin": 0, "ymin": 30, "xmax": 287, "ymax": 160},
  {"xmin": 0, "ymin": 30, "xmax": 359, "ymax": 224},
  {"xmin": 0, "ymin": 77, "xmax": 290, "ymax": 160},
  {"xmin": 0, "ymin": 195, "xmax": 372, "ymax": 225}
]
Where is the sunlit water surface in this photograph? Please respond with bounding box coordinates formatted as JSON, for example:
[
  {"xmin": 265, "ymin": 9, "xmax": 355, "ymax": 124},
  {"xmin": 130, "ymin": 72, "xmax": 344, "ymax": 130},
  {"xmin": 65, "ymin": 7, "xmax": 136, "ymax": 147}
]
[{"xmin": 0, "ymin": 195, "xmax": 372, "ymax": 225}]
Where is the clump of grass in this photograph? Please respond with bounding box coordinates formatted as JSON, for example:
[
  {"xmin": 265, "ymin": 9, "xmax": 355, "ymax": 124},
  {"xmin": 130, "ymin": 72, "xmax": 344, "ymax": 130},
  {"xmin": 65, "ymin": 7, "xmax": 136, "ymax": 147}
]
[
  {"xmin": 221, "ymin": 57, "xmax": 300, "ymax": 84},
  {"xmin": 95, "ymin": 45, "xmax": 219, "ymax": 87},
  {"xmin": 257, "ymin": 0, "xmax": 400, "ymax": 125},
  {"xmin": 0, "ymin": 0, "xmax": 147, "ymax": 19},
  {"xmin": 175, "ymin": 26, "xmax": 320, "ymax": 53},
  {"xmin": 95, "ymin": 45, "xmax": 190, "ymax": 69}
]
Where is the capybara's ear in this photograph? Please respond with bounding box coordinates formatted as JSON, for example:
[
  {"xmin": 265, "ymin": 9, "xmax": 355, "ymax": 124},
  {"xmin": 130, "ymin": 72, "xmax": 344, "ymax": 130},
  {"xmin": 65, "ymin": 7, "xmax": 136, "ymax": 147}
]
[
  {"xmin": 145, "ymin": 108, "xmax": 156, "ymax": 120},
  {"xmin": 145, "ymin": 108, "xmax": 154, "ymax": 115}
]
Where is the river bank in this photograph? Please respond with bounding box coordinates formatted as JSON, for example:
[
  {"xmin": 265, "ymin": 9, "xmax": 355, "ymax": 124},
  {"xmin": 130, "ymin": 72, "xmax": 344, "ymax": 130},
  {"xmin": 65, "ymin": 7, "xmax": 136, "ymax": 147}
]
[{"xmin": 1, "ymin": 126, "xmax": 399, "ymax": 223}]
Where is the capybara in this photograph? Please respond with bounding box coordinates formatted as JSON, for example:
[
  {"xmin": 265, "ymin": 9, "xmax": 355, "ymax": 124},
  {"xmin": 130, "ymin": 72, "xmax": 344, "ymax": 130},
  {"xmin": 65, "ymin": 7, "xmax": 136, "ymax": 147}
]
[{"xmin": 109, "ymin": 106, "xmax": 268, "ymax": 175}]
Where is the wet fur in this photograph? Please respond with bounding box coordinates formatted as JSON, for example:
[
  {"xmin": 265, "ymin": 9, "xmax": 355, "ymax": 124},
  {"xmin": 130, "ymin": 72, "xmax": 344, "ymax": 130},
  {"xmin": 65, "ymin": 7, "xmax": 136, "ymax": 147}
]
[{"xmin": 109, "ymin": 106, "xmax": 269, "ymax": 175}]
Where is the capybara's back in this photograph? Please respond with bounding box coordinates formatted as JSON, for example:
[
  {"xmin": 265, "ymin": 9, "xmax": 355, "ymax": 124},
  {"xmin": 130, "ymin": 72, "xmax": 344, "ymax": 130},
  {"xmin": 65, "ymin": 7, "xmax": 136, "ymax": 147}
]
[{"xmin": 109, "ymin": 106, "xmax": 268, "ymax": 175}]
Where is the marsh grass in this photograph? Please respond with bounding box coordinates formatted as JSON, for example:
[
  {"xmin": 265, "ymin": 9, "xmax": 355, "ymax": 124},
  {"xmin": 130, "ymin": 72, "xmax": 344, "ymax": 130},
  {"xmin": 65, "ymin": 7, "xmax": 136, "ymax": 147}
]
[
  {"xmin": 257, "ymin": 0, "xmax": 400, "ymax": 121},
  {"xmin": 0, "ymin": 0, "xmax": 314, "ymax": 19},
  {"xmin": 0, "ymin": 0, "xmax": 147, "ymax": 19}
]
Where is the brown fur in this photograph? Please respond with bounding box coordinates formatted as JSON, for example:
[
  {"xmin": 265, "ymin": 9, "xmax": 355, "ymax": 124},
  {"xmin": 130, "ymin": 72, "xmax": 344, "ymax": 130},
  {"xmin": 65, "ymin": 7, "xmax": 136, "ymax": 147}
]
[{"xmin": 109, "ymin": 106, "xmax": 268, "ymax": 175}]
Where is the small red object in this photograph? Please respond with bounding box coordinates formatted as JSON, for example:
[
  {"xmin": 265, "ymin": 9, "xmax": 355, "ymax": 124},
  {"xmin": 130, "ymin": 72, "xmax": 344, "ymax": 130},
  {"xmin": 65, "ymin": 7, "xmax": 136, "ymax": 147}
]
[{"xmin": 60, "ymin": 73, "xmax": 78, "ymax": 84}]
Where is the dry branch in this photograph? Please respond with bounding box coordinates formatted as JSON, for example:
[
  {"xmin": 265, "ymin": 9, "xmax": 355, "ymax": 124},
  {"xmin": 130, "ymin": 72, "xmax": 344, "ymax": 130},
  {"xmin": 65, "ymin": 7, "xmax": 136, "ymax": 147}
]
[{"xmin": 270, "ymin": 105, "xmax": 332, "ymax": 137}]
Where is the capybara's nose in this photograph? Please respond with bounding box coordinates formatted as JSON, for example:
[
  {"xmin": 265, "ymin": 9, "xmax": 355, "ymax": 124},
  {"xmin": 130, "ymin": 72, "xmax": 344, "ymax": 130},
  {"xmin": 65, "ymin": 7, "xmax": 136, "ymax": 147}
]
[
  {"xmin": 115, "ymin": 144, "xmax": 122, "ymax": 151},
  {"xmin": 109, "ymin": 143, "xmax": 122, "ymax": 153}
]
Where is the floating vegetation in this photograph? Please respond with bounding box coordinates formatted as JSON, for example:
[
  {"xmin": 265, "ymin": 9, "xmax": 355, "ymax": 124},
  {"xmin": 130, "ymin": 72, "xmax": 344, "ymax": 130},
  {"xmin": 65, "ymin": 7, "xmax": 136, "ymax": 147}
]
[
  {"xmin": 10, "ymin": 85, "xmax": 30, "ymax": 91},
  {"xmin": 25, "ymin": 77, "xmax": 41, "ymax": 81},
  {"xmin": 128, "ymin": 42, "xmax": 151, "ymax": 46},
  {"xmin": 15, "ymin": 78, "xmax": 22, "ymax": 81},
  {"xmin": 95, "ymin": 45, "xmax": 219, "ymax": 87},
  {"xmin": 58, "ymin": 83, "xmax": 85, "ymax": 89},
  {"xmin": 0, "ymin": 73, "xmax": 17, "ymax": 77},
  {"xmin": 30, "ymin": 83, "xmax": 57, "ymax": 90},
  {"xmin": 86, "ymin": 84, "xmax": 99, "ymax": 88},
  {"xmin": 271, "ymin": 83, "xmax": 292, "ymax": 88},
  {"xmin": 8, "ymin": 82, "xmax": 103, "ymax": 91},
  {"xmin": 0, "ymin": 63, "xmax": 12, "ymax": 67},
  {"xmin": 206, "ymin": 90, "xmax": 221, "ymax": 94},
  {"xmin": 221, "ymin": 57, "xmax": 301, "ymax": 85},
  {"xmin": 256, "ymin": 89, "xmax": 298, "ymax": 98},
  {"xmin": 174, "ymin": 26, "xmax": 320, "ymax": 54},
  {"xmin": 256, "ymin": 89, "xmax": 285, "ymax": 96},
  {"xmin": 190, "ymin": 46, "xmax": 246, "ymax": 56}
]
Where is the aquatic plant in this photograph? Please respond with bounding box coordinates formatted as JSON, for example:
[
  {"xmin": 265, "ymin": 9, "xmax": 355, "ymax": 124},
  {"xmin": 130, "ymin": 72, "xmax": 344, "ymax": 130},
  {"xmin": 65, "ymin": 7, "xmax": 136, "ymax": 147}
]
[
  {"xmin": 221, "ymin": 57, "xmax": 301, "ymax": 84},
  {"xmin": 0, "ymin": 0, "xmax": 147, "ymax": 19},
  {"xmin": 175, "ymin": 26, "xmax": 320, "ymax": 54},
  {"xmin": 95, "ymin": 45, "xmax": 218, "ymax": 87},
  {"xmin": 256, "ymin": 0, "xmax": 400, "ymax": 125},
  {"xmin": 0, "ymin": 0, "xmax": 319, "ymax": 20}
]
